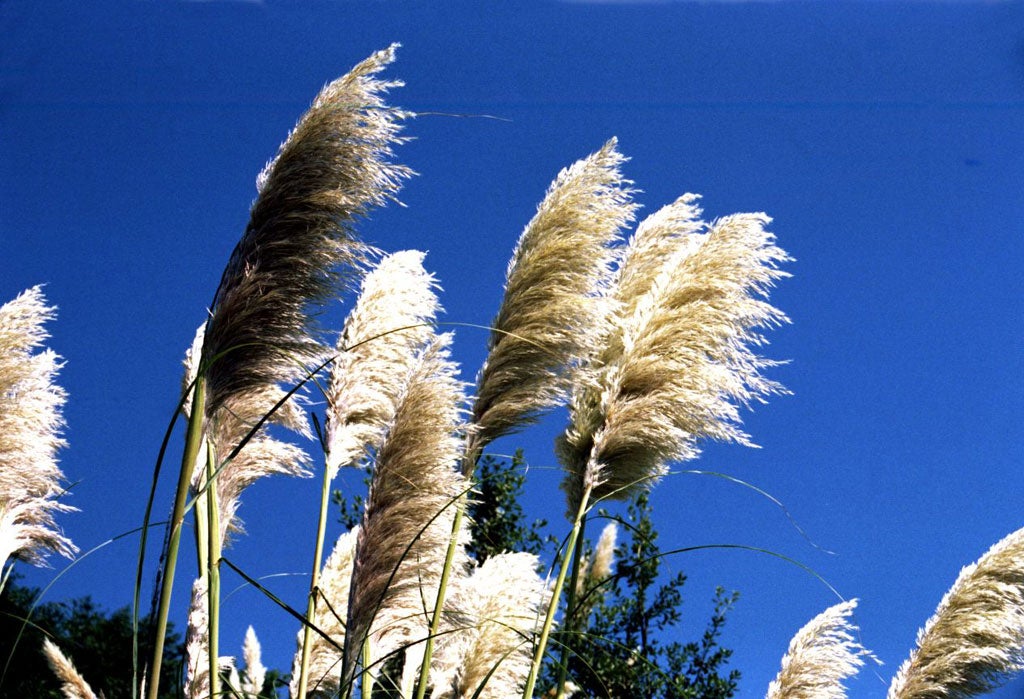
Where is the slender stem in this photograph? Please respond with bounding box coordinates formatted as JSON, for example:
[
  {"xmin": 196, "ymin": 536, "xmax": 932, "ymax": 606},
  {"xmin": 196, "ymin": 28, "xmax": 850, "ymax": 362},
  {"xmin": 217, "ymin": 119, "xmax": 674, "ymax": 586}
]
[
  {"xmin": 147, "ymin": 376, "xmax": 207, "ymax": 699},
  {"xmin": 554, "ymin": 516, "xmax": 588, "ymax": 699},
  {"xmin": 296, "ymin": 463, "xmax": 333, "ymax": 698},
  {"xmin": 207, "ymin": 447, "xmax": 222, "ymax": 699},
  {"xmin": 521, "ymin": 484, "xmax": 593, "ymax": 699},
  {"xmin": 414, "ymin": 496, "xmax": 466, "ymax": 699},
  {"xmin": 361, "ymin": 636, "xmax": 376, "ymax": 699}
]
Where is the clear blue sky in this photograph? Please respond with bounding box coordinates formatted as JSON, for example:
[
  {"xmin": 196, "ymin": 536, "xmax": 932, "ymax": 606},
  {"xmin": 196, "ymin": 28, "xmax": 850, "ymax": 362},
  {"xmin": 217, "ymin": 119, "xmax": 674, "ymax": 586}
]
[{"xmin": 3, "ymin": 2, "xmax": 1024, "ymax": 697}]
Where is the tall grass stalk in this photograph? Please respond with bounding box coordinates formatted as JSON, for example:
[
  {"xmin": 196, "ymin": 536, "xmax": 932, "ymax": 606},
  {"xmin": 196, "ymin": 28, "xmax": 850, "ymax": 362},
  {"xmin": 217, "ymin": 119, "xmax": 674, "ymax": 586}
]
[
  {"xmin": 553, "ymin": 515, "xmax": 588, "ymax": 699},
  {"xmin": 521, "ymin": 483, "xmax": 593, "ymax": 699},
  {"xmin": 147, "ymin": 374, "xmax": 207, "ymax": 699},
  {"xmin": 205, "ymin": 446, "xmax": 222, "ymax": 699},
  {"xmin": 294, "ymin": 464, "xmax": 334, "ymax": 699}
]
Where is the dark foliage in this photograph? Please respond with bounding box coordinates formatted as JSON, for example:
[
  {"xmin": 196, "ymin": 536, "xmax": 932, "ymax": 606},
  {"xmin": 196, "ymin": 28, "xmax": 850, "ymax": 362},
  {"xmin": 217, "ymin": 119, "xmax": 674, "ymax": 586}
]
[
  {"xmin": 554, "ymin": 492, "xmax": 740, "ymax": 698},
  {"xmin": 0, "ymin": 576, "xmax": 183, "ymax": 698}
]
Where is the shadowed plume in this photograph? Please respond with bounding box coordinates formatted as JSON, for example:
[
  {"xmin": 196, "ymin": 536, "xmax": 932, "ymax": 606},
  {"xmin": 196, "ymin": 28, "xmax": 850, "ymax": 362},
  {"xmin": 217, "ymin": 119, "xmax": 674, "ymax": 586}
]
[
  {"xmin": 888, "ymin": 527, "xmax": 1024, "ymax": 699},
  {"xmin": 202, "ymin": 44, "xmax": 412, "ymax": 418},
  {"xmin": 343, "ymin": 334, "xmax": 471, "ymax": 687},
  {"xmin": 766, "ymin": 600, "xmax": 872, "ymax": 699}
]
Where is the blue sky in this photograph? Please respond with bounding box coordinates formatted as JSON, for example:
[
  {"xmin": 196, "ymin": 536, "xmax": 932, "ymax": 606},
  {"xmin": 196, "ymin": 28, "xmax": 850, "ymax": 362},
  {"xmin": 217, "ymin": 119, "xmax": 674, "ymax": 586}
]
[{"xmin": 3, "ymin": 1, "xmax": 1024, "ymax": 697}]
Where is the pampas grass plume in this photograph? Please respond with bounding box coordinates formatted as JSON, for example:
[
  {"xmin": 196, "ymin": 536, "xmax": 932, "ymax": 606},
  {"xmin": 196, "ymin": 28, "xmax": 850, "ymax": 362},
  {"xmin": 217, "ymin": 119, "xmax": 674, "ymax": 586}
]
[
  {"xmin": 325, "ymin": 249, "xmax": 441, "ymax": 477},
  {"xmin": 42, "ymin": 638, "xmax": 99, "ymax": 699},
  {"xmin": 202, "ymin": 44, "xmax": 411, "ymax": 418},
  {"xmin": 343, "ymin": 333, "xmax": 471, "ymax": 686},
  {"xmin": 470, "ymin": 139, "xmax": 636, "ymax": 458},
  {"xmin": 434, "ymin": 552, "xmax": 551, "ymax": 699},
  {"xmin": 0, "ymin": 286, "xmax": 75, "ymax": 569},
  {"xmin": 766, "ymin": 600, "xmax": 872, "ymax": 699},
  {"xmin": 560, "ymin": 202, "xmax": 790, "ymax": 514},
  {"xmin": 242, "ymin": 625, "xmax": 267, "ymax": 698},
  {"xmin": 888, "ymin": 527, "xmax": 1024, "ymax": 699}
]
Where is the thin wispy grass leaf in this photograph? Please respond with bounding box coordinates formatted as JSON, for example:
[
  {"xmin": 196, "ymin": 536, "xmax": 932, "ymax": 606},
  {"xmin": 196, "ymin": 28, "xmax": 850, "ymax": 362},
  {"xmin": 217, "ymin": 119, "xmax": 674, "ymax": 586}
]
[
  {"xmin": 433, "ymin": 552, "xmax": 551, "ymax": 699},
  {"xmin": 290, "ymin": 527, "xmax": 358, "ymax": 699},
  {"xmin": 325, "ymin": 249, "xmax": 441, "ymax": 477},
  {"xmin": 42, "ymin": 638, "xmax": 99, "ymax": 699},
  {"xmin": 560, "ymin": 205, "xmax": 790, "ymax": 515},
  {"xmin": 0, "ymin": 286, "xmax": 75, "ymax": 570},
  {"xmin": 469, "ymin": 140, "xmax": 636, "ymax": 459},
  {"xmin": 888, "ymin": 527, "xmax": 1024, "ymax": 699},
  {"xmin": 343, "ymin": 334, "xmax": 471, "ymax": 687},
  {"xmin": 766, "ymin": 600, "xmax": 872, "ymax": 699},
  {"xmin": 202, "ymin": 44, "xmax": 412, "ymax": 417}
]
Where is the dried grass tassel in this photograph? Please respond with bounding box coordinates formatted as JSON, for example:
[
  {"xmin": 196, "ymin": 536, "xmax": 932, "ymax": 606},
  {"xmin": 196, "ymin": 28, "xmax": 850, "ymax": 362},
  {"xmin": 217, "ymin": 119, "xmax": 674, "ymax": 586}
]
[
  {"xmin": 42, "ymin": 638, "xmax": 99, "ymax": 699},
  {"xmin": 433, "ymin": 552, "xmax": 551, "ymax": 699},
  {"xmin": 888, "ymin": 527, "xmax": 1024, "ymax": 699},
  {"xmin": 467, "ymin": 139, "xmax": 636, "ymax": 465},
  {"xmin": 202, "ymin": 44, "xmax": 411, "ymax": 417},
  {"xmin": 343, "ymin": 334, "xmax": 471, "ymax": 691},
  {"xmin": 325, "ymin": 249, "xmax": 441, "ymax": 476},
  {"xmin": 766, "ymin": 600, "xmax": 872, "ymax": 699},
  {"xmin": 0, "ymin": 286, "xmax": 74, "ymax": 572},
  {"xmin": 559, "ymin": 198, "xmax": 790, "ymax": 516}
]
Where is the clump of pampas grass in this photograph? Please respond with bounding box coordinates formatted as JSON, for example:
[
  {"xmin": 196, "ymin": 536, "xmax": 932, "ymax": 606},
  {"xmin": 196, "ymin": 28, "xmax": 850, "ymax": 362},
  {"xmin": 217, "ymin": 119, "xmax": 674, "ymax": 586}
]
[
  {"xmin": 0, "ymin": 286, "xmax": 74, "ymax": 573},
  {"xmin": 152, "ymin": 45, "xmax": 412, "ymax": 699},
  {"xmin": 888, "ymin": 527, "xmax": 1024, "ymax": 699},
  {"xmin": 766, "ymin": 600, "xmax": 872, "ymax": 699}
]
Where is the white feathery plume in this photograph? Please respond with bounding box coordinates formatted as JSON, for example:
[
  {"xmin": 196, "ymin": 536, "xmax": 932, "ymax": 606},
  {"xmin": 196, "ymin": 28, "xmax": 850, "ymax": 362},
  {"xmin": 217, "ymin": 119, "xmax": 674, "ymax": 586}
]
[
  {"xmin": 325, "ymin": 249, "xmax": 441, "ymax": 477},
  {"xmin": 183, "ymin": 578, "xmax": 236, "ymax": 699},
  {"xmin": 468, "ymin": 139, "xmax": 636, "ymax": 461},
  {"xmin": 184, "ymin": 577, "xmax": 211, "ymax": 699},
  {"xmin": 766, "ymin": 600, "xmax": 872, "ymax": 699},
  {"xmin": 888, "ymin": 527, "xmax": 1024, "ymax": 699},
  {"xmin": 433, "ymin": 552, "xmax": 550, "ymax": 699},
  {"xmin": 42, "ymin": 638, "xmax": 99, "ymax": 699},
  {"xmin": 0, "ymin": 286, "xmax": 75, "ymax": 570},
  {"xmin": 241, "ymin": 625, "xmax": 266, "ymax": 699},
  {"xmin": 290, "ymin": 528, "xmax": 359, "ymax": 699},
  {"xmin": 559, "ymin": 203, "xmax": 790, "ymax": 514},
  {"xmin": 590, "ymin": 521, "xmax": 617, "ymax": 585},
  {"xmin": 343, "ymin": 334, "xmax": 471, "ymax": 688}
]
